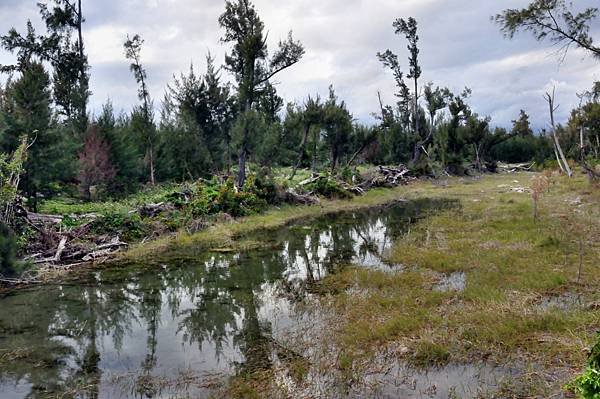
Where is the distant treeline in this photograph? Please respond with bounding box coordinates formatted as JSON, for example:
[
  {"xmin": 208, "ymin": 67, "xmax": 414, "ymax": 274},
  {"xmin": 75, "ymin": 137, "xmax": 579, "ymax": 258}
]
[{"xmin": 0, "ymin": 0, "xmax": 598, "ymax": 208}]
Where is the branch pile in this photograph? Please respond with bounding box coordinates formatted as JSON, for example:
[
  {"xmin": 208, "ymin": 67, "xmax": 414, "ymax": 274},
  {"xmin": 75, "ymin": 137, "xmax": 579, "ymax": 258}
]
[
  {"xmin": 359, "ymin": 165, "xmax": 415, "ymax": 189},
  {"xmin": 16, "ymin": 205, "xmax": 127, "ymax": 272},
  {"xmin": 497, "ymin": 162, "xmax": 535, "ymax": 173}
]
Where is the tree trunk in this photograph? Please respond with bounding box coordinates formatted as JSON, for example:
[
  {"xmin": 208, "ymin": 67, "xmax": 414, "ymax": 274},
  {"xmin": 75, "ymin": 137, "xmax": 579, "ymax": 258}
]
[
  {"xmin": 552, "ymin": 133, "xmax": 572, "ymax": 177},
  {"xmin": 331, "ymin": 147, "xmax": 338, "ymax": 174},
  {"xmin": 148, "ymin": 142, "xmax": 155, "ymax": 186},
  {"xmin": 546, "ymin": 89, "xmax": 572, "ymax": 177},
  {"xmin": 311, "ymin": 128, "xmax": 318, "ymax": 175},
  {"xmin": 236, "ymin": 128, "xmax": 248, "ymax": 188},
  {"xmin": 552, "ymin": 141, "xmax": 566, "ymax": 174},
  {"xmin": 77, "ymin": 0, "xmax": 87, "ymax": 131},
  {"xmin": 290, "ymin": 123, "xmax": 311, "ymax": 180},
  {"xmin": 226, "ymin": 137, "xmax": 232, "ymax": 176}
]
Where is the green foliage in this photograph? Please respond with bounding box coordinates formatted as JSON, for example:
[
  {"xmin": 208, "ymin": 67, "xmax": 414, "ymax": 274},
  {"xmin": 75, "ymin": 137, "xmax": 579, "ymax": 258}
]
[
  {"xmin": 0, "ymin": 62, "xmax": 76, "ymax": 209},
  {"xmin": 305, "ymin": 176, "xmax": 352, "ymax": 199},
  {"xmin": 494, "ymin": 1, "xmax": 600, "ymax": 60},
  {"xmin": 244, "ymin": 173, "xmax": 280, "ymax": 204},
  {"xmin": 158, "ymin": 57, "xmax": 235, "ymax": 181},
  {"xmin": 490, "ymin": 135, "xmax": 553, "ymax": 164},
  {"xmin": 188, "ymin": 176, "xmax": 269, "ymax": 218},
  {"xmin": 323, "ymin": 86, "xmax": 353, "ymax": 172},
  {"xmin": 91, "ymin": 211, "xmax": 147, "ymax": 241},
  {"xmin": 570, "ymin": 333, "xmax": 600, "ymax": 399},
  {"xmin": 0, "ymin": 136, "xmax": 28, "ymax": 212},
  {"xmin": 97, "ymin": 101, "xmax": 143, "ymax": 195},
  {"xmin": 216, "ymin": 180, "xmax": 262, "ymax": 217}
]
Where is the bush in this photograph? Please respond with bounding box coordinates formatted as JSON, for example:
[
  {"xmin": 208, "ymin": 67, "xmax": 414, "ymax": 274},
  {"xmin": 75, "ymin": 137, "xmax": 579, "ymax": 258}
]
[
  {"xmin": 570, "ymin": 333, "xmax": 600, "ymax": 399},
  {"xmin": 214, "ymin": 178, "xmax": 266, "ymax": 217},
  {"xmin": 305, "ymin": 176, "xmax": 353, "ymax": 199},
  {"xmin": 189, "ymin": 178, "xmax": 267, "ymax": 218},
  {"xmin": 244, "ymin": 173, "xmax": 280, "ymax": 205},
  {"xmin": 0, "ymin": 223, "xmax": 18, "ymax": 276},
  {"xmin": 92, "ymin": 211, "xmax": 148, "ymax": 241}
]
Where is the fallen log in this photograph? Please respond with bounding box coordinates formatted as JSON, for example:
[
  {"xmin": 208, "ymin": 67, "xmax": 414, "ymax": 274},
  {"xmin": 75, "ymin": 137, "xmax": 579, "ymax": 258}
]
[
  {"xmin": 53, "ymin": 237, "xmax": 68, "ymax": 262},
  {"xmin": 282, "ymin": 189, "xmax": 320, "ymax": 206},
  {"xmin": 297, "ymin": 175, "xmax": 323, "ymax": 187},
  {"xmin": 497, "ymin": 162, "xmax": 535, "ymax": 173},
  {"xmin": 25, "ymin": 212, "xmax": 63, "ymax": 224}
]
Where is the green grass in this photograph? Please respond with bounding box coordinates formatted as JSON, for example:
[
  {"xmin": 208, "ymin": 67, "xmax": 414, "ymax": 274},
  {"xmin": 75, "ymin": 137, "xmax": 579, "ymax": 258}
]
[
  {"xmin": 314, "ymin": 171, "xmax": 600, "ymax": 395},
  {"xmin": 39, "ymin": 183, "xmax": 181, "ymax": 216}
]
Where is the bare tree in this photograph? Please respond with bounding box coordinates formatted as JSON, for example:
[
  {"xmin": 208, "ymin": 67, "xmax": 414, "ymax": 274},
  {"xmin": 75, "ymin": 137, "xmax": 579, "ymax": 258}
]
[{"xmin": 544, "ymin": 88, "xmax": 572, "ymax": 177}]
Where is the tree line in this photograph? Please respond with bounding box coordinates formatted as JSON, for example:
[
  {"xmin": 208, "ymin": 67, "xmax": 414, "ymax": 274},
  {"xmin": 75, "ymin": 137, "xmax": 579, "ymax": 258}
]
[{"xmin": 0, "ymin": 0, "xmax": 598, "ymax": 212}]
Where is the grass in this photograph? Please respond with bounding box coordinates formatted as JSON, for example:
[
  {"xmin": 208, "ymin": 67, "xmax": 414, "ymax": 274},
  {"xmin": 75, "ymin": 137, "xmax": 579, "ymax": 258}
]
[
  {"xmin": 120, "ymin": 182, "xmax": 411, "ymax": 262},
  {"xmin": 314, "ymin": 171, "xmax": 600, "ymax": 396},
  {"xmin": 33, "ymin": 168, "xmax": 600, "ymax": 396},
  {"xmin": 39, "ymin": 183, "xmax": 182, "ymax": 216}
]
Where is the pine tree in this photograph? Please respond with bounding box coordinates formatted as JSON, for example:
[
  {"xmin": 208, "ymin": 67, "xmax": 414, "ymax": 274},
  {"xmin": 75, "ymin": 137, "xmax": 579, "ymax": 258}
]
[
  {"xmin": 511, "ymin": 110, "xmax": 534, "ymax": 137},
  {"xmin": 219, "ymin": 0, "xmax": 304, "ymax": 187},
  {"xmin": 323, "ymin": 86, "xmax": 353, "ymax": 173},
  {"xmin": 96, "ymin": 101, "xmax": 143, "ymax": 194},
  {"xmin": 0, "ymin": 62, "xmax": 74, "ymax": 210},
  {"xmin": 124, "ymin": 34, "xmax": 156, "ymax": 185}
]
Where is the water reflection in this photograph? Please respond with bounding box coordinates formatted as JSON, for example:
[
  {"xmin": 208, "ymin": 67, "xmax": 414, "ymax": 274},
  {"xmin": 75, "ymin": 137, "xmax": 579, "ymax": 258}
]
[{"xmin": 0, "ymin": 199, "xmax": 455, "ymax": 399}]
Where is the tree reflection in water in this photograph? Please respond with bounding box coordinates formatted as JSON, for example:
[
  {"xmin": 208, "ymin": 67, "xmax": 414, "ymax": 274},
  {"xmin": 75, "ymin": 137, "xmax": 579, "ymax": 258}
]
[{"xmin": 0, "ymin": 198, "xmax": 456, "ymax": 398}]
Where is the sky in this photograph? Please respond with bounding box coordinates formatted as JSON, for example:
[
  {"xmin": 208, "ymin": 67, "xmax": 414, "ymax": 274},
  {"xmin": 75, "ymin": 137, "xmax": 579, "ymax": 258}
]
[{"xmin": 0, "ymin": 0, "xmax": 599, "ymax": 130}]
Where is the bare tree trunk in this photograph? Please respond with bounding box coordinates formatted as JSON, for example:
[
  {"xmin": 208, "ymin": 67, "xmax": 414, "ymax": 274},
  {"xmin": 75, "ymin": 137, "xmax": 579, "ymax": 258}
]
[
  {"xmin": 148, "ymin": 142, "xmax": 156, "ymax": 186},
  {"xmin": 577, "ymin": 238, "xmax": 584, "ymax": 284},
  {"xmin": 545, "ymin": 88, "xmax": 572, "ymax": 177},
  {"xmin": 236, "ymin": 129, "xmax": 248, "ymax": 188},
  {"xmin": 552, "ymin": 142, "xmax": 566, "ymax": 174},
  {"xmin": 77, "ymin": 0, "xmax": 87, "ymax": 130},
  {"xmin": 227, "ymin": 146, "xmax": 232, "ymax": 176},
  {"xmin": 311, "ymin": 128, "xmax": 318, "ymax": 175}
]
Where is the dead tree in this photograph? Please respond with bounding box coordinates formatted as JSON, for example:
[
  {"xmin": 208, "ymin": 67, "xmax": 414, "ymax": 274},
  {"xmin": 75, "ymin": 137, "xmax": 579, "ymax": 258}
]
[{"xmin": 544, "ymin": 88, "xmax": 572, "ymax": 177}]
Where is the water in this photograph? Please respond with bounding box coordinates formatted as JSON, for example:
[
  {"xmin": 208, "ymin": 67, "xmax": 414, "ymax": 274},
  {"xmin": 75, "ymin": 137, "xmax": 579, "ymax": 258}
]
[{"xmin": 0, "ymin": 199, "xmax": 456, "ymax": 399}]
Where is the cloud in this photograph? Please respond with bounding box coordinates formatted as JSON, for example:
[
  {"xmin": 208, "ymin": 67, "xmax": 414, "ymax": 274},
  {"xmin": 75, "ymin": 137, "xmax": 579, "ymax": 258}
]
[{"xmin": 1, "ymin": 0, "xmax": 598, "ymax": 130}]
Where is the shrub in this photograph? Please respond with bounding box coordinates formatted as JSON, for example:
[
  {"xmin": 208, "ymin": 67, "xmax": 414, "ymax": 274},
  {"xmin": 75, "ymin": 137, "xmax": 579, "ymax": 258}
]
[
  {"xmin": 188, "ymin": 178, "xmax": 267, "ymax": 218},
  {"xmin": 0, "ymin": 223, "xmax": 18, "ymax": 276},
  {"xmin": 92, "ymin": 211, "xmax": 148, "ymax": 241},
  {"xmin": 214, "ymin": 178, "xmax": 266, "ymax": 217},
  {"xmin": 244, "ymin": 173, "xmax": 281, "ymax": 204},
  {"xmin": 305, "ymin": 176, "xmax": 353, "ymax": 199},
  {"xmin": 570, "ymin": 333, "xmax": 600, "ymax": 399}
]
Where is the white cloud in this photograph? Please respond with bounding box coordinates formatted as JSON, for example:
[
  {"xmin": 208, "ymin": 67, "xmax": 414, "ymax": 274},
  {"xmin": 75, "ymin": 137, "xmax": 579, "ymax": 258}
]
[{"xmin": 1, "ymin": 0, "xmax": 598, "ymax": 129}]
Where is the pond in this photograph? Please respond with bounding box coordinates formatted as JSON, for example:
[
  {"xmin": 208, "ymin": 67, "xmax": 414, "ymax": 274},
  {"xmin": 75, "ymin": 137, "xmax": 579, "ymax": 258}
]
[{"xmin": 0, "ymin": 199, "xmax": 456, "ymax": 399}]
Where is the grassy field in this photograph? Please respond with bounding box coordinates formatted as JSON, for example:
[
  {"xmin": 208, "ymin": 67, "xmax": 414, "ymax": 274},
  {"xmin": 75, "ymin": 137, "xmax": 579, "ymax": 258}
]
[{"xmin": 304, "ymin": 171, "xmax": 600, "ymax": 397}]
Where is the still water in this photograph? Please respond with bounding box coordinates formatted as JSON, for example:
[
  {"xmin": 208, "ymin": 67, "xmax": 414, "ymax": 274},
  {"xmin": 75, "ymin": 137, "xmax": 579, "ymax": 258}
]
[{"xmin": 0, "ymin": 199, "xmax": 455, "ymax": 398}]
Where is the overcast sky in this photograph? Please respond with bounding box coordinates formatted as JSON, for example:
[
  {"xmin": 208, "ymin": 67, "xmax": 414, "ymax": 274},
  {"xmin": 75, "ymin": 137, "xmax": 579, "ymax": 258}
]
[{"xmin": 1, "ymin": 0, "xmax": 599, "ymax": 130}]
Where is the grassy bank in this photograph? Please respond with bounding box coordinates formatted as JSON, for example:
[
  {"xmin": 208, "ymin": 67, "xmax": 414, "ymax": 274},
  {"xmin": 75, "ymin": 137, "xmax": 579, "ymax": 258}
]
[
  {"xmin": 121, "ymin": 183, "xmax": 411, "ymax": 261},
  {"xmin": 307, "ymin": 171, "xmax": 600, "ymax": 397}
]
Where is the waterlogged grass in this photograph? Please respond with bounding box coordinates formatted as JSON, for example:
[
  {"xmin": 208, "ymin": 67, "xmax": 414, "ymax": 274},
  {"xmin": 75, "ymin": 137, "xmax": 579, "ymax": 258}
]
[{"xmin": 317, "ymin": 171, "xmax": 600, "ymax": 396}]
